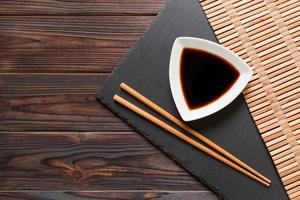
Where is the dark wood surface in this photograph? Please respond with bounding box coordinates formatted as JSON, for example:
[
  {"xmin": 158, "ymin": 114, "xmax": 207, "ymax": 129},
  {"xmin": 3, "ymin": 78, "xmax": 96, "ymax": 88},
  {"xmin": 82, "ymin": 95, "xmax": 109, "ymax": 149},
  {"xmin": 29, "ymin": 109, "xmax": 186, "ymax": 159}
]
[{"xmin": 0, "ymin": 1, "xmax": 218, "ymax": 199}]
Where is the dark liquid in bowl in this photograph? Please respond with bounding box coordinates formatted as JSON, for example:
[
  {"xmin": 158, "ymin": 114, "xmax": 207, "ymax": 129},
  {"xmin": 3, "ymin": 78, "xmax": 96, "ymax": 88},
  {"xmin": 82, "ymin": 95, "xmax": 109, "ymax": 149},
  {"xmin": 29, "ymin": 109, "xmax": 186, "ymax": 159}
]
[{"xmin": 180, "ymin": 48, "xmax": 240, "ymax": 110}]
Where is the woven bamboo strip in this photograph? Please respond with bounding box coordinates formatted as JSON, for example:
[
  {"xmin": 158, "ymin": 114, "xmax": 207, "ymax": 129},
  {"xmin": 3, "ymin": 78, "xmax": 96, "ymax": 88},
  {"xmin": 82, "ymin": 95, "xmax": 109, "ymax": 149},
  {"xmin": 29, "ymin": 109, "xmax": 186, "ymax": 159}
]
[
  {"xmin": 276, "ymin": 0, "xmax": 297, "ymax": 9},
  {"xmin": 199, "ymin": 0, "xmax": 300, "ymax": 199}
]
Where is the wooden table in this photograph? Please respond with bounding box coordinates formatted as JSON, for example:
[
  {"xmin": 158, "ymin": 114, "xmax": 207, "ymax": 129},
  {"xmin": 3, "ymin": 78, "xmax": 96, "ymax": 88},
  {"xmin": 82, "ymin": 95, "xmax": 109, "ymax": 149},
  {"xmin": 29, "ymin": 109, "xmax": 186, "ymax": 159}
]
[{"xmin": 0, "ymin": 1, "xmax": 218, "ymax": 199}]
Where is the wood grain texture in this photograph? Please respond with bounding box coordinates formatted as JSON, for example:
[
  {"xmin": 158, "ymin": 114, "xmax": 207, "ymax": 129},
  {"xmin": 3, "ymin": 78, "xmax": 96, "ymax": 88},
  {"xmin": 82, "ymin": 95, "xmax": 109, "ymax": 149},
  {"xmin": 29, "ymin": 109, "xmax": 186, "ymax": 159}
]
[
  {"xmin": 0, "ymin": 74, "xmax": 133, "ymax": 131},
  {"xmin": 0, "ymin": 191, "xmax": 218, "ymax": 200},
  {"xmin": 0, "ymin": 132, "xmax": 206, "ymax": 191},
  {"xmin": 0, "ymin": 0, "xmax": 167, "ymax": 15},
  {"xmin": 0, "ymin": 74, "xmax": 216, "ymax": 196},
  {"xmin": 0, "ymin": 16, "xmax": 154, "ymax": 73},
  {"xmin": 0, "ymin": 0, "xmax": 217, "ymax": 199}
]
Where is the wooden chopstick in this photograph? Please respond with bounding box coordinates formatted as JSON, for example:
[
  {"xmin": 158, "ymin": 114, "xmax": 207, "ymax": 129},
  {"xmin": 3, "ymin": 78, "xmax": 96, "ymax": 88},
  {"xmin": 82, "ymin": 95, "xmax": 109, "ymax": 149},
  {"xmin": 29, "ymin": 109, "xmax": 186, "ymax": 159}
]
[
  {"xmin": 120, "ymin": 82, "xmax": 271, "ymax": 185},
  {"xmin": 113, "ymin": 94, "xmax": 269, "ymax": 187}
]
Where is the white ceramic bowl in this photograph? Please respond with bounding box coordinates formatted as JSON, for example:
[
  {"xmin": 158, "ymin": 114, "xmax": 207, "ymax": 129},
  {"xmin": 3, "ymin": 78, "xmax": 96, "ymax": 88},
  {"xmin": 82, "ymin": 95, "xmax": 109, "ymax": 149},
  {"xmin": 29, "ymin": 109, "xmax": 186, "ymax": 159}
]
[{"xmin": 169, "ymin": 37, "xmax": 252, "ymax": 121}]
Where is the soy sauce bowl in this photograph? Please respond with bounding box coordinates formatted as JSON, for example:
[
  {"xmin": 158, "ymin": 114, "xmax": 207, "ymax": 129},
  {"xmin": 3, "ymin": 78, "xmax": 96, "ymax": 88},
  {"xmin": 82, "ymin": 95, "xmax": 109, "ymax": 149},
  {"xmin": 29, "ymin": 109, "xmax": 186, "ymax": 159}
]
[{"xmin": 169, "ymin": 37, "xmax": 253, "ymax": 121}]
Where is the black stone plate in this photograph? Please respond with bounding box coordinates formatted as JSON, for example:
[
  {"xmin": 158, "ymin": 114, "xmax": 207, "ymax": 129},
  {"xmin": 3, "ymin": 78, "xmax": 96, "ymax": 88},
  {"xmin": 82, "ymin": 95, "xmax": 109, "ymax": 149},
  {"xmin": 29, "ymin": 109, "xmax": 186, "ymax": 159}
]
[{"xmin": 96, "ymin": 0, "xmax": 288, "ymax": 199}]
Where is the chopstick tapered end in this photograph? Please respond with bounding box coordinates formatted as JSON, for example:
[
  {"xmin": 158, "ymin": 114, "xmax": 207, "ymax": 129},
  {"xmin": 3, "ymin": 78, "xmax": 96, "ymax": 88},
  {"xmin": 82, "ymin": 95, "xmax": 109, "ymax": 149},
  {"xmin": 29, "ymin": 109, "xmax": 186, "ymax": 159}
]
[
  {"xmin": 265, "ymin": 181, "xmax": 271, "ymax": 187},
  {"xmin": 260, "ymin": 175, "xmax": 271, "ymax": 184}
]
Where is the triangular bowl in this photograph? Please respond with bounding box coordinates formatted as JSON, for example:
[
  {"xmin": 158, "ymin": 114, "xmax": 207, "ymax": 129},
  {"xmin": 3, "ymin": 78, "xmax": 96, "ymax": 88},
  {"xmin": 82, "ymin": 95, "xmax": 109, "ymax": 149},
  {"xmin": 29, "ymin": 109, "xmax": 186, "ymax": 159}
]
[{"xmin": 169, "ymin": 37, "xmax": 252, "ymax": 121}]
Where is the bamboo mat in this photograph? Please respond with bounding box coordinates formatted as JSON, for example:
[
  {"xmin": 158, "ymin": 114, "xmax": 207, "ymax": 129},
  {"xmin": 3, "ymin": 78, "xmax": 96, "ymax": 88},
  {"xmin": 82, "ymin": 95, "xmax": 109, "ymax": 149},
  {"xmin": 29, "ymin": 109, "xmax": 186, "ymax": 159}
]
[{"xmin": 199, "ymin": 0, "xmax": 300, "ymax": 199}]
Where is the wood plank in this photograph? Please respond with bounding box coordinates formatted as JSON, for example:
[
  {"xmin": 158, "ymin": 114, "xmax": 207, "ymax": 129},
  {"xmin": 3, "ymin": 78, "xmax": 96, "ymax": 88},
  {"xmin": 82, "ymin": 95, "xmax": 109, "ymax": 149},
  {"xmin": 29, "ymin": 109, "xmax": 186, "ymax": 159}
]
[
  {"xmin": 0, "ymin": 131, "xmax": 207, "ymax": 191},
  {"xmin": 0, "ymin": 74, "xmax": 134, "ymax": 131},
  {"xmin": 0, "ymin": 16, "xmax": 153, "ymax": 73},
  {"xmin": 0, "ymin": 0, "xmax": 167, "ymax": 15},
  {"xmin": 0, "ymin": 191, "xmax": 217, "ymax": 200},
  {"xmin": 0, "ymin": 0, "xmax": 217, "ymax": 199}
]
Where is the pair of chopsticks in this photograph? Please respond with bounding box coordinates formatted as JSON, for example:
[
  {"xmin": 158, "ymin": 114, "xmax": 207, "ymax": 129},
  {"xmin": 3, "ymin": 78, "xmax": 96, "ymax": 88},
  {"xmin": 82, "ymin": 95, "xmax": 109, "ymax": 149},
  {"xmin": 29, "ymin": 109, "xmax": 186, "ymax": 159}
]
[{"xmin": 113, "ymin": 83, "xmax": 271, "ymax": 187}]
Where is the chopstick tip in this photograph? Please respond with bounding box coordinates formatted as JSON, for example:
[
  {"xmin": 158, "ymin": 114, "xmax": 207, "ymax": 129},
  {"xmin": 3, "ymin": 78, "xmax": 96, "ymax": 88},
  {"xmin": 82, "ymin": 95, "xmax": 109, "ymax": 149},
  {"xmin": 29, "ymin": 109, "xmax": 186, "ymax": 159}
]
[{"xmin": 261, "ymin": 179, "xmax": 271, "ymax": 187}]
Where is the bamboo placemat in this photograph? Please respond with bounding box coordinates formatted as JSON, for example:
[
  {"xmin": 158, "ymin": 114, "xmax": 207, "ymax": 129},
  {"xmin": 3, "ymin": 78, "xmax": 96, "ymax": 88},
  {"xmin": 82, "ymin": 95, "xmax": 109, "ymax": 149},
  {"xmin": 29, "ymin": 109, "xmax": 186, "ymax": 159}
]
[{"xmin": 199, "ymin": 0, "xmax": 299, "ymax": 199}]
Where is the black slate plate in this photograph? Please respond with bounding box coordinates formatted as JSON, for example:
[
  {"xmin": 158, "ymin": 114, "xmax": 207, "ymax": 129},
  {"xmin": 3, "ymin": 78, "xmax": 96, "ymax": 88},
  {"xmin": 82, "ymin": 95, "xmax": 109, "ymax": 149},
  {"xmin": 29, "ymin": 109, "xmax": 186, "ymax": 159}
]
[{"xmin": 96, "ymin": 0, "xmax": 288, "ymax": 199}]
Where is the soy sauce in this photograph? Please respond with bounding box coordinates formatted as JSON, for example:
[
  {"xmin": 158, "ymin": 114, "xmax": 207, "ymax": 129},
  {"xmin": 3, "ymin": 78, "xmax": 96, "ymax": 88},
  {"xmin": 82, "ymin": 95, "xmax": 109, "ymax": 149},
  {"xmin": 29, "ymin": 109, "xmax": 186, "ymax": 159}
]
[{"xmin": 180, "ymin": 48, "xmax": 240, "ymax": 110}]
